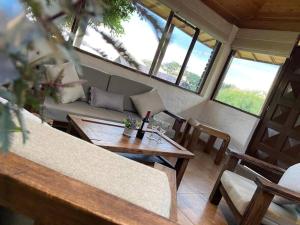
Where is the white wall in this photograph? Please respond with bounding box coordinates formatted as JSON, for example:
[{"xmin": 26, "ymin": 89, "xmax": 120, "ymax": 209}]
[{"xmin": 196, "ymin": 101, "xmax": 259, "ymax": 152}]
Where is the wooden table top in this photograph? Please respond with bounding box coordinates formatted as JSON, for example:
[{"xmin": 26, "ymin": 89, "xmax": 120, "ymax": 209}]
[{"xmin": 68, "ymin": 115, "xmax": 194, "ymax": 159}]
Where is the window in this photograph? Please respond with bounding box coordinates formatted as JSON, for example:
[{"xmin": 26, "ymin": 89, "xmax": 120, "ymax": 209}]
[
  {"xmin": 156, "ymin": 17, "xmax": 195, "ymax": 83},
  {"xmin": 72, "ymin": 0, "xmax": 220, "ymax": 93},
  {"xmin": 153, "ymin": 15, "xmax": 219, "ymax": 92},
  {"xmin": 179, "ymin": 32, "xmax": 218, "ymax": 92},
  {"xmin": 75, "ymin": 2, "xmax": 169, "ymax": 74},
  {"xmin": 214, "ymin": 50, "xmax": 286, "ymax": 115}
]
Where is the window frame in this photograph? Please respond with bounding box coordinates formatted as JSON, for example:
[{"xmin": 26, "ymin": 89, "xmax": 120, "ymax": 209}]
[
  {"xmin": 70, "ymin": 2, "xmax": 220, "ymax": 94},
  {"xmin": 211, "ymin": 50, "xmax": 283, "ymax": 117}
]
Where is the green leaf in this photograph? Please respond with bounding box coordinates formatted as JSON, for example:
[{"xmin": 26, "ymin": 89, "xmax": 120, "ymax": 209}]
[
  {"xmin": 15, "ymin": 108, "xmax": 29, "ymax": 144},
  {"xmin": 0, "ymin": 103, "xmax": 16, "ymax": 152}
]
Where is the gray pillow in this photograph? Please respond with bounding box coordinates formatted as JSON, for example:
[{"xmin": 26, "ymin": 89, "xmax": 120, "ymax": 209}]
[{"xmin": 90, "ymin": 87, "xmax": 124, "ymax": 112}]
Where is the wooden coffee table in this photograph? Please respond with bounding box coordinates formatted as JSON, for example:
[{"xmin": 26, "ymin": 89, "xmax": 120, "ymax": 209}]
[{"xmin": 67, "ymin": 115, "xmax": 194, "ymax": 188}]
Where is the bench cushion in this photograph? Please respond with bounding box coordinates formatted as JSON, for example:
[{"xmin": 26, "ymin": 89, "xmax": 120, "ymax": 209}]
[
  {"xmin": 221, "ymin": 170, "xmax": 300, "ymax": 225},
  {"xmin": 11, "ymin": 112, "xmax": 171, "ymax": 218},
  {"xmin": 43, "ymin": 97, "xmax": 140, "ymax": 122}
]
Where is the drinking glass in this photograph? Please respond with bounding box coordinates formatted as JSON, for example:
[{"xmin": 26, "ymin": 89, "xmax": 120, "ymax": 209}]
[
  {"xmin": 155, "ymin": 120, "xmax": 170, "ymax": 144},
  {"xmin": 147, "ymin": 117, "xmax": 159, "ymax": 140}
]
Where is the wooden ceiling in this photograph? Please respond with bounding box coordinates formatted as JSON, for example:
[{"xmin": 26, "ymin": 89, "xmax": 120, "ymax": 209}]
[{"xmin": 200, "ymin": 0, "xmax": 300, "ymax": 32}]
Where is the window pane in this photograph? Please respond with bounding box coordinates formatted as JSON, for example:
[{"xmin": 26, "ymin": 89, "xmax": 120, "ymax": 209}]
[
  {"xmin": 215, "ymin": 51, "xmax": 285, "ymax": 115},
  {"xmin": 157, "ymin": 17, "xmax": 194, "ymax": 83},
  {"xmin": 76, "ymin": 3, "xmax": 168, "ymax": 74},
  {"xmin": 179, "ymin": 31, "xmax": 216, "ymax": 92}
]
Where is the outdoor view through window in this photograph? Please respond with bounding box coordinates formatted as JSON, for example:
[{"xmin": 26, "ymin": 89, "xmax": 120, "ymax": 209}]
[
  {"xmin": 78, "ymin": 4, "xmax": 167, "ymax": 74},
  {"xmin": 75, "ymin": 1, "xmax": 218, "ymax": 93},
  {"xmin": 215, "ymin": 51, "xmax": 285, "ymax": 115}
]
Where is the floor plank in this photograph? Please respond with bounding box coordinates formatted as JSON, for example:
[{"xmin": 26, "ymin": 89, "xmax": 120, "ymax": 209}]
[{"xmin": 177, "ymin": 147, "xmax": 236, "ymax": 225}]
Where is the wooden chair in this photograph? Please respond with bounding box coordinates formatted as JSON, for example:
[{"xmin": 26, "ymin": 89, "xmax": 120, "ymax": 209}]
[
  {"xmin": 176, "ymin": 119, "xmax": 230, "ymax": 164},
  {"xmin": 209, "ymin": 150, "xmax": 300, "ymax": 225},
  {"xmin": 176, "ymin": 118, "xmax": 200, "ymax": 148},
  {"xmin": 196, "ymin": 123, "xmax": 230, "ymax": 165}
]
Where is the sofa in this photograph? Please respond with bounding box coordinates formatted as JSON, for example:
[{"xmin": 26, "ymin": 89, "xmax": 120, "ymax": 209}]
[
  {"xmin": 43, "ymin": 65, "xmax": 185, "ymax": 137},
  {"xmin": 0, "ymin": 105, "xmax": 177, "ymax": 224}
]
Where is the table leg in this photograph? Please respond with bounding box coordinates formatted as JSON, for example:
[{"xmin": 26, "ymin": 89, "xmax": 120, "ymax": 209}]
[{"xmin": 175, "ymin": 158, "xmax": 189, "ymax": 189}]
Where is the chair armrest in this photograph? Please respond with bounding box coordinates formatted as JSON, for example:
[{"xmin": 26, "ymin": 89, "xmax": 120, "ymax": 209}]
[
  {"xmin": 255, "ymin": 177, "xmax": 300, "ymax": 203},
  {"xmin": 162, "ymin": 110, "xmax": 186, "ymax": 123},
  {"xmin": 162, "ymin": 110, "xmax": 186, "ymax": 140},
  {"xmin": 228, "ymin": 150, "xmax": 286, "ymax": 176}
]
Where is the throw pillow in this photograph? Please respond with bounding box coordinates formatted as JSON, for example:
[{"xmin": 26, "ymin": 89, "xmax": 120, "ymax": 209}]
[
  {"xmin": 273, "ymin": 163, "xmax": 300, "ymax": 205},
  {"xmin": 46, "ymin": 62, "xmax": 85, "ymax": 104},
  {"xmin": 90, "ymin": 87, "xmax": 124, "ymax": 112},
  {"xmin": 130, "ymin": 89, "xmax": 166, "ymax": 117}
]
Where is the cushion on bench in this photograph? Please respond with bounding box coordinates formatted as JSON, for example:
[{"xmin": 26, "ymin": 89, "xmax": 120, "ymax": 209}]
[
  {"xmin": 221, "ymin": 170, "xmax": 300, "ymax": 225},
  {"xmin": 11, "ymin": 112, "xmax": 171, "ymax": 218},
  {"xmin": 43, "ymin": 97, "xmax": 140, "ymax": 122}
]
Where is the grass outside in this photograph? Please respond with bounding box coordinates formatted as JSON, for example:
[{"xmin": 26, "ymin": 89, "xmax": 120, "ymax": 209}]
[{"xmin": 215, "ymin": 84, "xmax": 266, "ymax": 115}]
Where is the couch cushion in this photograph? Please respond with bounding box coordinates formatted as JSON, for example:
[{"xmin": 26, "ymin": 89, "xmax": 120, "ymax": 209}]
[
  {"xmin": 221, "ymin": 170, "xmax": 300, "ymax": 225},
  {"xmin": 46, "ymin": 62, "xmax": 85, "ymax": 104},
  {"xmin": 130, "ymin": 89, "xmax": 166, "ymax": 117},
  {"xmin": 273, "ymin": 163, "xmax": 300, "ymax": 205},
  {"xmin": 11, "ymin": 112, "xmax": 171, "ymax": 218},
  {"xmin": 107, "ymin": 75, "xmax": 153, "ymax": 112},
  {"xmin": 43, "ymin": 98, "xmax": 140, "ymax": 122},
  {"xmin": 80, "ymin": 65, "xmax": 111, "ymax": 97},
  {"xmin": 90, "ymin": 87, "xmax": 124, "ymax": 112}
]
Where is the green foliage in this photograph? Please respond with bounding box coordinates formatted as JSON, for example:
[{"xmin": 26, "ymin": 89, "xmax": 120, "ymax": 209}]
[
  {"xmin": 122, "ymin": 114, "xmax": 141, "ymax": 129},
  {"xmin": 0, "ymin": 0, "xmax": 161, "ymax": 151},
  {"xmin": 181, "ymin": 71, "xmax": 202, "ymax": 92},
  {"xmin": 216, "ymin": 84, "xmax": 266, "ymax": 115},
  {"xmin": 161, "ymin": 61, "xmax": 181, "ymax": 76},
  {"xmin": 98, "ymin": 0, "xmax": 135, "ymax": 34}
]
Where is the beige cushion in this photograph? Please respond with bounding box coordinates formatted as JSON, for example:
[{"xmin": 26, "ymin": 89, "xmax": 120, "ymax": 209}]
[
  {"xmin": 221, "ymin": 170, "xmax": 300, "ymax": 225},
  {"xmin": 46, "ymin": 62, "xmax": 85, "ymax": 104},
  {"xmin": 11, "ymin": 112, "xmax": 171, "ymax": 218},
  {"xmin": 130, "ymin": 90, "xmax": 166, "ymax": 117},
  {"xmin": 273, "ymin": 163, "xmax": 300, "ymax": 205}
]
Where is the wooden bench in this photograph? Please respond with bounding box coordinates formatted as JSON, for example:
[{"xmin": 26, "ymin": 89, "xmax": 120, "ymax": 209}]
[{"xmin": 0, "ymin": 153, "xmax": 177, "ymax": 225}]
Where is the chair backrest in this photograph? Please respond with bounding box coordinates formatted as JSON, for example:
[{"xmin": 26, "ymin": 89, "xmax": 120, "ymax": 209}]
[{"xmin": 178, "ymin": 118, "xmax": 200, "ymax": 149}]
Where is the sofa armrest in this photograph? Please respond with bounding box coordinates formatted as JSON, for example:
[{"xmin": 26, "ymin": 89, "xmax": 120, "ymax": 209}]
[
  {"xmin": 228, "ymin": 150, "xmax": 286, "ymax": 176},
  {"xmin": 255, "ymin": 177, "xmax": 300, "ymax": 203},
  {"xmin": 162, "ymin": 110, "xmax": 186, "ymax": 140}
]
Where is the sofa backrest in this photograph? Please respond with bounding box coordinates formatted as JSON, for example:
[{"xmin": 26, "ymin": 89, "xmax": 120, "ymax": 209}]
[
  {"xmin": 79, "ymin": 65, "xmax": 153, "ymax": 112},
  {"xmin": 108, "ymin": 75, "xmax": 153, "ymax": 112},
  {"xmin": 81, "ymin": 65, "xmax": 111, "ymax": 96}
]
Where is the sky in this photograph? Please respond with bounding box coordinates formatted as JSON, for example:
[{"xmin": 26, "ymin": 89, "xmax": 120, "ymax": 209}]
[
  {"xmin": 0, "ymin": 0, "xmax": 23, "ymax": 19},
  {"xmin": 80, "ymin": 6, "xmax": 280, "ymax": 93}
]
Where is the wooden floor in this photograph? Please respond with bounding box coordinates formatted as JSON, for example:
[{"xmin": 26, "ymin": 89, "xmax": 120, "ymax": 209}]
[{"xmin": 176, "ymin": 147, "xmax": 236, "ymax": 225}]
